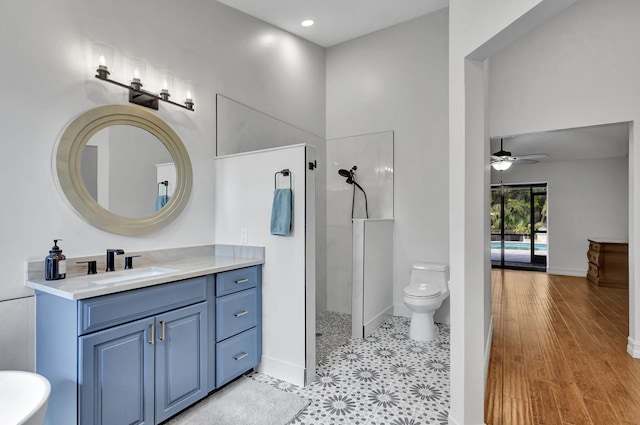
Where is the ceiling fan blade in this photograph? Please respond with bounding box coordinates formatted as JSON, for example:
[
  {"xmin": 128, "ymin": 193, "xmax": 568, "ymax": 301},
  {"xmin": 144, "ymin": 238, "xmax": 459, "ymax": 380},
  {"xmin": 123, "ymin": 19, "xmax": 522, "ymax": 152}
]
[
  {"xmin": 514, "ymin": 159, "xmax": 538, "ymax": 164},
  {"xmin": 491, "ymin": 155, "xmax": 515, "ymax": 162},
  {"xmin": 514, "ymin": 153, "xmax": 549, "ymax": 160}
]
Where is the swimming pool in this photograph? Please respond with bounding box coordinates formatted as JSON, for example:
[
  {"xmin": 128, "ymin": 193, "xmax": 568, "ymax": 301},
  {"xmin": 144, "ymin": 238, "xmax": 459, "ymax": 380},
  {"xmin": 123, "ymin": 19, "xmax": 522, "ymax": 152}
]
[{"xmin": 491, "ymin": 241, "xmax": 547, "ymax": 253}]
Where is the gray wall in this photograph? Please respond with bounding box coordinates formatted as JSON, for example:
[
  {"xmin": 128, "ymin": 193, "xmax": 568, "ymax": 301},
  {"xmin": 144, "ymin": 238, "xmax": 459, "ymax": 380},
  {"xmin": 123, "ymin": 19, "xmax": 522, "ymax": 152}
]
[
  {"xmin": 0, "ymin": 0, "xmax": 325, "ymax": 371},
  {"xmin": 492, "ymin": 157, "xmax": 629, "ymax": 275},
  {"xmin": 486, "ymin": 0, "xmax": 640, "ymax": 367},
  {"xmin": 326, "ymin": 10, "xmax": 450, "ymax": 321}
]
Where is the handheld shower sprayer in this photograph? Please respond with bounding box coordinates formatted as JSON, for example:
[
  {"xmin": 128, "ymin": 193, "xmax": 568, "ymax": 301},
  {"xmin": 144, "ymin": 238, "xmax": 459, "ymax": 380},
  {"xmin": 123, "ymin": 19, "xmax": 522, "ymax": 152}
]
[
  {"xmin": 338, "ymin": 166, "xmax": 357, "ymax": 184},
  {"xmin": 337, "ymin": 165, "xmax": 368, "ymax": 219},
  {"xmin": 338, "ymin": 169, "xmax": 351, "ymax": 177}
]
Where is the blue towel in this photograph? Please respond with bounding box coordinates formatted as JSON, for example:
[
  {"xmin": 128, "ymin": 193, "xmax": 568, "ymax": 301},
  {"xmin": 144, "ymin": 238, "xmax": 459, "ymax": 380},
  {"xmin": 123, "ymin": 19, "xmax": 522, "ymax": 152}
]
[
  {"xmin": 155, "ymin": 195, "xmax": 170, "ymax": 212},
  {"xmin": 270, "ymin": 188, "xmax": 292, "ymax": 236}
]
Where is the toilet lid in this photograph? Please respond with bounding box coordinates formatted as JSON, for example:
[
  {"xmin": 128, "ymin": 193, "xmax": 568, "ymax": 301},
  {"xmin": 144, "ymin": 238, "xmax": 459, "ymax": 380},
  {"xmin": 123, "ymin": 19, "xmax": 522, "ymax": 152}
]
[{"xmin": 404, "ymin": 283, "xmax": 441, "ymax": 298}]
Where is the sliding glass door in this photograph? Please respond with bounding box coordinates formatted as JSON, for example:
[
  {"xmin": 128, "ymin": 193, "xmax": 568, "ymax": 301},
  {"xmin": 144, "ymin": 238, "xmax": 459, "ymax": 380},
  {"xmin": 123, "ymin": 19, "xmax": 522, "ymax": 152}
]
[{"xmin": 491, "ymin": 183, "xmax": 547, "ymax": 270}]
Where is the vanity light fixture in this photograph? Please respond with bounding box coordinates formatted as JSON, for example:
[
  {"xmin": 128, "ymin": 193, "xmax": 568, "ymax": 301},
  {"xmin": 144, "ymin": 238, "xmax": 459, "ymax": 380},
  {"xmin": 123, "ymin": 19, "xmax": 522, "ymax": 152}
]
[{"xmin": 94, "ymin": 54, "xmax": 194, "ymax": 112}]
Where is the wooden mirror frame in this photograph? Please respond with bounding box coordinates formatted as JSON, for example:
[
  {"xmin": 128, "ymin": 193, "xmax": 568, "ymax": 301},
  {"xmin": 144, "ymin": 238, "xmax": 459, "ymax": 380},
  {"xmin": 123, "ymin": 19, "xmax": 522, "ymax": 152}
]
[{"xmin": 55, "ymin": 105, "xmax": 192, "ymax": 235}]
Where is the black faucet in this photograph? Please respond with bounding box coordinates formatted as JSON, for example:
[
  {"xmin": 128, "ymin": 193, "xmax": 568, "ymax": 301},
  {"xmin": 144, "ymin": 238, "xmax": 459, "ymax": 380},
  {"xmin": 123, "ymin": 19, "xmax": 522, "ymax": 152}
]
[{"xmin": 106, "ymin": 249, "xmax": 125, "ymax": 272}]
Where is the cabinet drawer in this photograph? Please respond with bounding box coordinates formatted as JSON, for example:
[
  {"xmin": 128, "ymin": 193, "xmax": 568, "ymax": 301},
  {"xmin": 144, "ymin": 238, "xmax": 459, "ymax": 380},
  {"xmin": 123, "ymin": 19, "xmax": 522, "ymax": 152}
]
[
  {"xmin": 216, "ymin": 328, "xmax": 258, "ymax": 387},
  {"xmin": 78, "ymin": 276, "xmax": 207, "ymax": 335},
  {"xmin": 216, "ymin": 289, "xmax": 257, "ymax": 341},
  {"xmin": 216, "ymin": 266, "xmax": 259, "ymax": 296}
]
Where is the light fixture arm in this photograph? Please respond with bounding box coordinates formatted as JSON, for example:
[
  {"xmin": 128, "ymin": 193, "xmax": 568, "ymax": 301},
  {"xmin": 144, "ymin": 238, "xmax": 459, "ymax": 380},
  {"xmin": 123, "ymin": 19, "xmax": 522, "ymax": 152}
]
[{"xmin": 95, "ymin": 72, "xmax": 194, "ymax": 111}]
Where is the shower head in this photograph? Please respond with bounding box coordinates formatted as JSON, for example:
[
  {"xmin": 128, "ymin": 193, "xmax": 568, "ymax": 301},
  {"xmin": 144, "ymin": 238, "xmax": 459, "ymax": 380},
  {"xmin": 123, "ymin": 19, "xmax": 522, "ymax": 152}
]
[
  {"xmin": 338, "ymin": 169, "xmax": 352, "ymax": 178},
  {"xmin": 338, "ymin": 168, "xmax": 355, "ymax": 184}
]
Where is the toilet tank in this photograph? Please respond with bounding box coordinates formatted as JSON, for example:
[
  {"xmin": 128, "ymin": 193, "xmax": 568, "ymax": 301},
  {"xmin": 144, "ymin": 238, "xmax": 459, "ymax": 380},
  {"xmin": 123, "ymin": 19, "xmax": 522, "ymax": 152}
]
[{"xmin": 410, "ymin": 263, "xmax": 449, "ymax": 285}]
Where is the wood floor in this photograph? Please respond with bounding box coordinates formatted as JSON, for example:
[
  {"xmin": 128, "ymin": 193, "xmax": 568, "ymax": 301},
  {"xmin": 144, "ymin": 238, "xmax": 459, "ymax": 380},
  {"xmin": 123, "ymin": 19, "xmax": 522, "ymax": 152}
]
[{"xmin": 485, "ymin": 269, "xmax": 640, "ymax": 425}]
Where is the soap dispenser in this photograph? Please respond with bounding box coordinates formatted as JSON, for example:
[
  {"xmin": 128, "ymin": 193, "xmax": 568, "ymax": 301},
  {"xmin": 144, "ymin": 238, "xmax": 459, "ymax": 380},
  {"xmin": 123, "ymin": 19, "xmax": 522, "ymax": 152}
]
[{"xmin": 45, "ymin": 239, "xmax": 66, "ymax": 280}]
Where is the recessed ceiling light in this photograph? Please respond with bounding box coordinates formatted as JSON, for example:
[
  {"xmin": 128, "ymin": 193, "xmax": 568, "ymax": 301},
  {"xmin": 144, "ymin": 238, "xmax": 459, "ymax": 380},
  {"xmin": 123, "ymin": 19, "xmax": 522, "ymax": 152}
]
[{"xmin": 301, "ymin": 19, "xmax": 314, "ymax": 27}]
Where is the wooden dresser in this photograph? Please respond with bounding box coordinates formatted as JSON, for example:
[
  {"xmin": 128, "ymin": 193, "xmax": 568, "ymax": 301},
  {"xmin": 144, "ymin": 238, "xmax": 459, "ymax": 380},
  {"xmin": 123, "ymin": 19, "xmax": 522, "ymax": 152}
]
[{"xmin": 586, "ymin": 239, "xmax": 628, "ymax": 288}]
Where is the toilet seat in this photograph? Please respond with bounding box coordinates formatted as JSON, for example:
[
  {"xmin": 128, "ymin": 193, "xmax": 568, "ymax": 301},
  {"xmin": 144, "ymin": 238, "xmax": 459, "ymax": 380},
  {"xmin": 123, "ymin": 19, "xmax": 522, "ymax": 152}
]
[{"xmin": 403, "ymin": 283, "xmax": 441, "ymax": 299}]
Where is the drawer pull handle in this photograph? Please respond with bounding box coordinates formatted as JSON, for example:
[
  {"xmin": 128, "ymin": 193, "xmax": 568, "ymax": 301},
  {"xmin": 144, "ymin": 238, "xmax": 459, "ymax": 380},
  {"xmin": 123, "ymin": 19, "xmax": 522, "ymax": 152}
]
[
  {"xmin": 160, "ymin": 321, "xmax": 166, "ymax": 341},
  {"xmin": 235, "ymin": 278, "xmax": 249, "ymax": 284},
  {"xmin": 149, "ymin": 323, "xmax": 155, "ymax": 345},
  {"xmin": 234, "ymin": 310, "xmax": 249, "ymax": 317},
  {"xmin": 234, "ymin": 352, "xmax": 249, "ymax": 361}
]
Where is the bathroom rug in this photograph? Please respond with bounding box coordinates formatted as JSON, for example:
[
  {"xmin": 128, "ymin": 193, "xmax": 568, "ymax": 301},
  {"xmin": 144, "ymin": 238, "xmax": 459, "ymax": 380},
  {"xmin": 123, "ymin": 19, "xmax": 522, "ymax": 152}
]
[{"xmin": 164, "ymin": 375, "xmax": 310, "ymax": 425}]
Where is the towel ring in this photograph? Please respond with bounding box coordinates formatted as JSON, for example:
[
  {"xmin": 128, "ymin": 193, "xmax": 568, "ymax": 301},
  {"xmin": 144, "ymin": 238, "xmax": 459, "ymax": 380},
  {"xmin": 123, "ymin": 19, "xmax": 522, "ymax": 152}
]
[
  {"xmin": 274, "ymin": 169, "xmax": 291, "ymax": 189},
  {"xmin": 157, "ymin": 180, "xmax": 169, "ymax": 195}
]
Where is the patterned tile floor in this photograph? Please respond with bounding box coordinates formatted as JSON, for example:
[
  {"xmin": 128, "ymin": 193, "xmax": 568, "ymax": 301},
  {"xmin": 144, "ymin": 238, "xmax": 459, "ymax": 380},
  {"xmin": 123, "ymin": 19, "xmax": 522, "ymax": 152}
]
[{"xmin": 249, "ymin": 312, "xmax": 451, "ymax": 425}]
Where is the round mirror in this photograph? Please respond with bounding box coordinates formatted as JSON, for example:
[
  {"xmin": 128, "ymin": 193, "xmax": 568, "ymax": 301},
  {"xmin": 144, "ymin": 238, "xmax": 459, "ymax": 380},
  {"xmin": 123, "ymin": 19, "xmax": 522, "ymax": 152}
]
[{"xmin": 56, "ymin": 105, "xmax": 192, "ymax": 235}]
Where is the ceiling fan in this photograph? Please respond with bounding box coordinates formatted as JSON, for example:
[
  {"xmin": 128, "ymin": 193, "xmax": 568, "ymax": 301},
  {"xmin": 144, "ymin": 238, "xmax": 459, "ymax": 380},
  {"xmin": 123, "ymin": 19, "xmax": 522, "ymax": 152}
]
[{"xmin": 490, "ymin": 138, "xmax": 549, "ymax": 171}]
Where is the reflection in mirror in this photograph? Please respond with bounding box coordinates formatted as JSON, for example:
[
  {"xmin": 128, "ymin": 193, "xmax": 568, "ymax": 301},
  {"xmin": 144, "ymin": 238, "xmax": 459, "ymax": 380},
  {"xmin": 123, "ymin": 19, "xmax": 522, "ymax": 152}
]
[
  {"xmin": 56, "ymin": 105, "xmax": 192, "ymax": 236},
  {"xmin": 216, "ymin": 94, "xmax": 325, "ymax": 156},
  {"xmin": 80, "ymin": 125, "xmax": 174, "ymax": 218}
]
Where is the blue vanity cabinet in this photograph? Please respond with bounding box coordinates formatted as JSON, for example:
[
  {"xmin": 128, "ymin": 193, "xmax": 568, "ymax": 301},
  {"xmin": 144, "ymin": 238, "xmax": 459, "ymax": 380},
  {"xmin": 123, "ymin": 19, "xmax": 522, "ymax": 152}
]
[
  {"xmin": 36, "ymin": 265, "xmax": 262, "ymax": 425},
  {"xmin": 79, "ymin": 302, "xmax": 207, "ymax": 425},
  {"xmin": 37, "ymin": 275, "xmax": 209, "ymax": 425},
  {"xmin": 154, "ymin": 302, "xmax": 208, "ymax": 423},
  {"xmin": 213, "ymin": 265, "xmax": 262, "ymax": 388},
  {"xmin": 79, "ymin": 317, "xmax": 155, "ymax": 425}
]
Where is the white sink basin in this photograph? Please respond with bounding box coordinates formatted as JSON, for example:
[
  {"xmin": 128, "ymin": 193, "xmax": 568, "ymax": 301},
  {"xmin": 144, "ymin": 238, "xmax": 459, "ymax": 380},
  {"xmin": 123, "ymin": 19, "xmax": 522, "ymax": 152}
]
[
  {"xmin": 90, "ymin": 267, "xmax": 178, "ymax": 285},
  {"xmin": 0, "ymin": 371, "xmax": 51, "ymax": 425}
]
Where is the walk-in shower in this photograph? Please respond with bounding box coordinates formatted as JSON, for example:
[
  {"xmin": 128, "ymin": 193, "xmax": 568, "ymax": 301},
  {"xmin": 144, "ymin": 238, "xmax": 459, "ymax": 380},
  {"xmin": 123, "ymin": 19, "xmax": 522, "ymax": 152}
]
[
  {"xmin": 338, "ymin": 166, "xmax": 369, "ymax": 219},
  {"xmin": 327, "ymin": 131, "xmax": 394, "ymax": 340}
]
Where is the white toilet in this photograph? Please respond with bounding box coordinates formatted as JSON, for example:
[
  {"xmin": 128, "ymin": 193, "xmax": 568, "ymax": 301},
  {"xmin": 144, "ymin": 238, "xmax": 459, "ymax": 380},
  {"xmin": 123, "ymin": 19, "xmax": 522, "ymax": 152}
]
[{"xmin": 403, "ymin": 262, "xmax": 450, "ymax": 341}]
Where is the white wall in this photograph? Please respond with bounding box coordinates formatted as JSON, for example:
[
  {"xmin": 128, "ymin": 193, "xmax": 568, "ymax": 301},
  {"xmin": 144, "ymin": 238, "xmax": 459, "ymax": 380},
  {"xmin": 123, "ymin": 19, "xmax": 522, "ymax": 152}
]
[
  {"xmin": 487, "ymin": 0, "xmax": 640, "ymax": 358},
  {"xmin": 448, "ymin": 0, "xmax": 577, "ymax": 423},
  {"xmin": 216, "ymin": 94, "xmax": 327, "ymax": 315},
  {"xmin": 492, "ymin": 157, "xmax": 629, "ymax": 275},
  {"xmin": 326, "ymin": 131, "xmax": 394, "ymax": 314},
  {"xmin": 448, "ymin": 0, "xmax": 640, "ymax": 421},
  {"xmin": 214, "ymin": 145, "xmax": 314, "ymax": 386},
  {"xmin": 326, "ymin": 10, "xmax": 450, "ymax": 322},
  {"xmin": 0, "ymin": 0, "xmax": 325, "ymax": 371}
]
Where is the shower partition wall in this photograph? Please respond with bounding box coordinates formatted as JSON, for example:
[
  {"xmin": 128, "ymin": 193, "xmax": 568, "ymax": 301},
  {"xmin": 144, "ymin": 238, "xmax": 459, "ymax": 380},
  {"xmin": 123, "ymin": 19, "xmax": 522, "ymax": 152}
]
[
  {"xmin": 326, "ymin": 131, "xmax": 394, "ymax": 325},
  {"xmin": 352, "ymin": 219, "xmax": 394, "ymax": 338}
]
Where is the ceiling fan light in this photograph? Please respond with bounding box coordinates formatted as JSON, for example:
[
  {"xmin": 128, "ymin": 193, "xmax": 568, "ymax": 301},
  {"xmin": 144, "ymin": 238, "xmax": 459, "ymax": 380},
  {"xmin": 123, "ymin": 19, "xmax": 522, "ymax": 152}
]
[{"xmin": 491, "ymin": 160, "xmax": 512, "ymax": 171}]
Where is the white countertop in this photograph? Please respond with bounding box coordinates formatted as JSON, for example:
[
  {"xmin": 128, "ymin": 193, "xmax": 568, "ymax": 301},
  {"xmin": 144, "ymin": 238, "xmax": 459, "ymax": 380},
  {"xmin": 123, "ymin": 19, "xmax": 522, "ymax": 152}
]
[{"xmin": 26, "ymin": 255, "xmax": 263, "ymax": 300}]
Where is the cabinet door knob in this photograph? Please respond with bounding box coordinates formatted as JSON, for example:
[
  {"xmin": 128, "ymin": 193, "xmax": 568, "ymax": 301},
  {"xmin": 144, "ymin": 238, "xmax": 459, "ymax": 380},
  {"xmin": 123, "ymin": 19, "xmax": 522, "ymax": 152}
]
[
  {"xmin": 234, "ymin": 278, "xmax": 249, "ymax": 284},
  {"xmin": 160, "ymin": 321, "xmax": 166, "ymax": 341},
  {"xmin": 234, "ymin": 310, "xmax": 249, "ymax": 317}
]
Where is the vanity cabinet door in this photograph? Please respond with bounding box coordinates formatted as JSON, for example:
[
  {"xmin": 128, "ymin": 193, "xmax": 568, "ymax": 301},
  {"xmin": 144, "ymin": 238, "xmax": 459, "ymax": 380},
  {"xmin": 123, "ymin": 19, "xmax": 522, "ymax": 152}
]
[
  {"xmin": 79, "ymin": 317, "xmax": 155, "ymax": 425},
  {"xmin": 154, "ymin": 302, "xmax": 208, "ymax": 423}
]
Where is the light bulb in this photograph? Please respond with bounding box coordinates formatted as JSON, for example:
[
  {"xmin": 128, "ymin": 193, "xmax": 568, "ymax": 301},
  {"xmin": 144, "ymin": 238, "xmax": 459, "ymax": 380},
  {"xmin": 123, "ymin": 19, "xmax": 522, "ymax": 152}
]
[{"xmin": 491, "ymin": 160, "xmax": 512, "ymax": 171}]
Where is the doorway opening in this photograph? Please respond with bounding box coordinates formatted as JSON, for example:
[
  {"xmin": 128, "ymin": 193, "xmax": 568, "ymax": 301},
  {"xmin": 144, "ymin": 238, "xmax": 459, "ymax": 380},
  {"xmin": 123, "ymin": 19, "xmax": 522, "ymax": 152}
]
[{"xmin": 491, "ymin": 183, "xmax": 547, "ymax": 271}]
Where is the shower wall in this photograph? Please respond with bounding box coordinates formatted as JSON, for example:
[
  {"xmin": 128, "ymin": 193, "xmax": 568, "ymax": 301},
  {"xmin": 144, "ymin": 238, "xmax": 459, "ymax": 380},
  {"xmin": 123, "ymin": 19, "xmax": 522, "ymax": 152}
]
[{"xmin": 326, "ymin": 131, "xmax": 394, "ymax": 314}]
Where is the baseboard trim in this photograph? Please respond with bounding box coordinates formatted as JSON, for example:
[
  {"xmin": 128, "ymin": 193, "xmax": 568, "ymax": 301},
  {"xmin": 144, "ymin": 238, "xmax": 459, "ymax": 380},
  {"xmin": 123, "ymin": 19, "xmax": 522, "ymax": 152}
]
[
  {"xmin": 446, "ymin": 415, "xmax": 486, "ymax": 425},
  {"xmin": 546, "ymin": 267, "xmax": 586, "ymax": 277},
  {"xmin": 256, "ymin": 355, "xmax": 306, "ymax": 387},
  {"xmin": 485, "ymin": 314, "xmax": 494, "ymax": 383},
  {"xmin": 364, "ymin": 306, "xmax": 393, "ymax": 338},
  {"xmin": 628, "ymin": 336, "xmax": 640, "ymax": 358}
]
